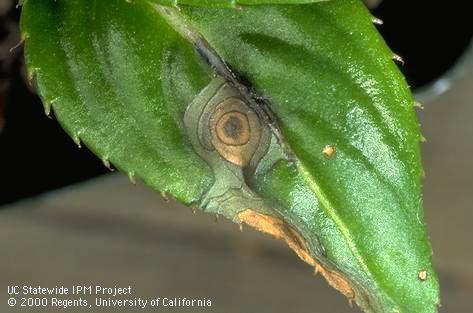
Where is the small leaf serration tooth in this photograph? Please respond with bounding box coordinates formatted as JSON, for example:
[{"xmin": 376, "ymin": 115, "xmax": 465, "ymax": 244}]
[
  {"xmin": 372, "ymin": 17, "xmax": 383, "ymax": 25},
  {"xmin": 392, "ymin": 54, "xmax": 405, "ymax": 65}
]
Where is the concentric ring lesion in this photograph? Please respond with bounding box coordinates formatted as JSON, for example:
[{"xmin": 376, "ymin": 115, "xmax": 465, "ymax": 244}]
[{"xmin": 184, "ymin": 76, "xmax": 286, "ymax": 219}]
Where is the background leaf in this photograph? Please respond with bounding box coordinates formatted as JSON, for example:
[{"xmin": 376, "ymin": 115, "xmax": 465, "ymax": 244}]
[{"xmin": 20, "ymin": 0, "xmax": 439, "ymax": 313}]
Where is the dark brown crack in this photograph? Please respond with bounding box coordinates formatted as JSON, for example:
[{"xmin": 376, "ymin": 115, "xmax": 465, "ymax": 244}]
[{"xmin": 153, "ymin": 4, "xmax": 293, "ymax": 158}]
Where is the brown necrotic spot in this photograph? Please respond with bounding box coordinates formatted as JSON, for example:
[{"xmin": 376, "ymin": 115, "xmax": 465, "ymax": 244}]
[
  {"xmin": 210, "ymin": 97, "xmax": 262, "ymax": 167},
  {"xmin": 216, "ymin": 111, "xmax": 250, "ymax": 146}
]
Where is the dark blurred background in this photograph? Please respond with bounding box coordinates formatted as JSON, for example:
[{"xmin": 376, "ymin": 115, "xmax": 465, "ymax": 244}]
[{"xmin": 0, "ymin": 0, "xmax": 472, "ymax": 312}]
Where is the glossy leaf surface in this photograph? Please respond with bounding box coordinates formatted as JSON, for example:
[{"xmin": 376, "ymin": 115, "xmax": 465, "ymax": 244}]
[
  {"xmin": 21, "ymin": 0, "xmax": 439, "ymax": 313},
  {"xmin": 147, "ymin": 0, "xmax": 329, "ymax": 8}
]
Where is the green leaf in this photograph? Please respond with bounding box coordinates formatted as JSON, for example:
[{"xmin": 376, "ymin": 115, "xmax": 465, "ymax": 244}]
[
  {"xmin": 147, "ymin": 0, "xmax": 329, "ymax": 8},
  {"xmin": 21, "ymin": 0, "xmax": 216, "ymax": 204},
  {"xmin": 20, "ymin": 1, "xmax": 439, "ymax": 313}
]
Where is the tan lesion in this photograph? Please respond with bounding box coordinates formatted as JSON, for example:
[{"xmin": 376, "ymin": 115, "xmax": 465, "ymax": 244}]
[
  {"xmin": 215, "ymin": 111, "xmax": 250, "ymax": 146},
  {"xmin": 323, "ymin": 145, "xmax": 336, "ymax": 158},
  {"xmin": 238, "ymin": 209, "xmax": 354, "ymax": 300},
  {"xmin": 209, "ymin": 97, "xmax": 262, "ymax": 167}
]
